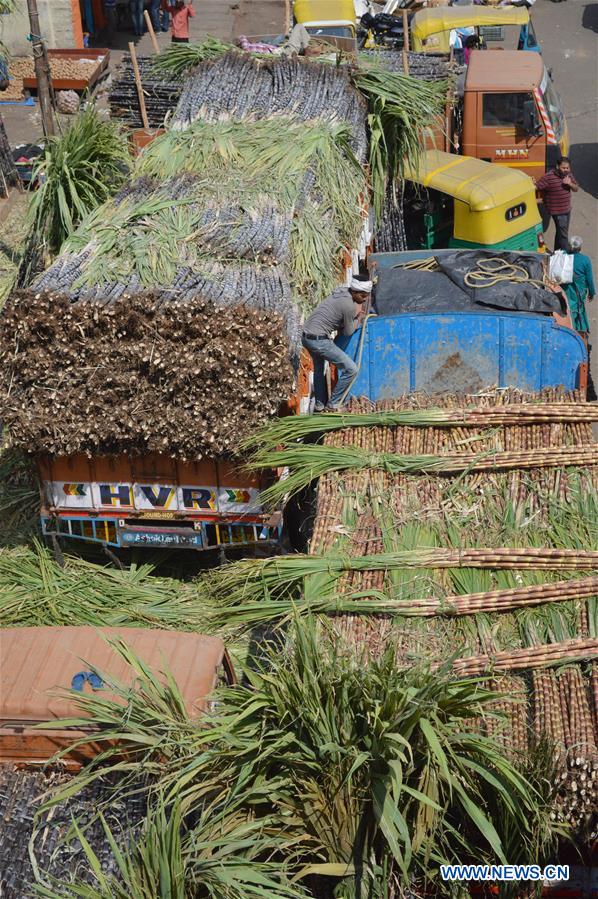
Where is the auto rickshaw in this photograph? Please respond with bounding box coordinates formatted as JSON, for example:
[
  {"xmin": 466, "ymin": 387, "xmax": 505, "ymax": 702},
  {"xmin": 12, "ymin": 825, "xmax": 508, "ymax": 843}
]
[
  {"xmin": 410, "ymin": 7, "xmax": 540, "ymax": 54},
  {"xmin": 293, "ymin": 0, "xmax": 357, "ymax": 38},
  {"xmin": 402, "ymin": 150, "xmax": 545, "ymax": 252}
]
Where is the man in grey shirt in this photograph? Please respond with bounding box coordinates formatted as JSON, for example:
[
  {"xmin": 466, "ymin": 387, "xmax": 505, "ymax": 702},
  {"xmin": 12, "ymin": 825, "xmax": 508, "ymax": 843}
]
[{"xmin": 302, "ymin": 279, "xmax": 372, "ymax": 411}]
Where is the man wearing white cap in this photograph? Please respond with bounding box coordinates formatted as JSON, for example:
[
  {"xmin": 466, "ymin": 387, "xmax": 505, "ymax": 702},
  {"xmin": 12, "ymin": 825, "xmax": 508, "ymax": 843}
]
[{"xmin": 302, "ymin": 278, "xmax": 372, "ymax": 411}]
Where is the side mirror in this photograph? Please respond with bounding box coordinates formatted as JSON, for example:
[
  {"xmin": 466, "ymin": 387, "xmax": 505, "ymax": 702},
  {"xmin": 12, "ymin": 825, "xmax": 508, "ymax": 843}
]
[{"xmin": 523, "ymin": 100, "xmax": 542, "ymax": 136}]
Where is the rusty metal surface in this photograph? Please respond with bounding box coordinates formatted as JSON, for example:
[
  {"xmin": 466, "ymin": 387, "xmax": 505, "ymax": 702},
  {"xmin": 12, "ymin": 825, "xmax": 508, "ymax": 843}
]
[{"xmin": 0, "ymin": 626, "xmax": 225, "ymax": 761}]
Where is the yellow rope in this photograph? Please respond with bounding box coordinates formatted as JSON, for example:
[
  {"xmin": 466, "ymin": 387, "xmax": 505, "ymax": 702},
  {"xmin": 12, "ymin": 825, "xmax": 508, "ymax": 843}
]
[
  {"xmin": 463, "ymin": 258, "xmax": 546, "ymax": 290},
  {"xmin": 392, "ymin": 257, "xmax": 547, "ymax": 290}
]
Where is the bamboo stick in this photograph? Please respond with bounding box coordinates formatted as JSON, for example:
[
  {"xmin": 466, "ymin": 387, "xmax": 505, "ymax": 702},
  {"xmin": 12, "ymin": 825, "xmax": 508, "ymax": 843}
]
[
  {"xmin": 144, "ymin": 10, "xmax": 161, "ymax": 55},
  {"xmin": 128, "ymin": 42, "xmax": 150, "ymax": 131}
]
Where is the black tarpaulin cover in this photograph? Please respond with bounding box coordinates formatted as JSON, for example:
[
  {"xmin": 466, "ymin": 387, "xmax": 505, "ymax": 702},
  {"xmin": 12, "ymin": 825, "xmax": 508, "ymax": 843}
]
[{"xmin": 374, "ymin": 251, "xmax": 564, "ymax": 317}]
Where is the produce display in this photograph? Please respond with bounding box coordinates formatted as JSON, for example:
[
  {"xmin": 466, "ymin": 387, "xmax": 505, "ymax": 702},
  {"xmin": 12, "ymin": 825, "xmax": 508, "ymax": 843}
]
[
  {"xmin": 0, "ymin": 56, "xmax": 100, "ymax": 101},
  {"xmin": 0, "ymin": 291, "xmax": 293, "ymax": 459}
]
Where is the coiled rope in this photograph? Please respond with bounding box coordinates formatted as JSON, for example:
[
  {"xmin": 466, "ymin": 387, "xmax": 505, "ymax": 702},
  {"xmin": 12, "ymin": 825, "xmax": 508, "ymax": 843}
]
[{"xmin": 463, "ymin": 258, "xmax": 546, "ymax": 290}]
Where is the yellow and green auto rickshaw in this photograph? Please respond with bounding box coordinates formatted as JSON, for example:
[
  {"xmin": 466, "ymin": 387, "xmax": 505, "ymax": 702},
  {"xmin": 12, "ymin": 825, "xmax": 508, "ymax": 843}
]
[
  {"xmin": 402, "ymin": 150, "xmax": 545, "ymax": 252},
  {"xmin": 293, "ymin": 0, "xmax": 357, "ymax": 38},
  {"xmin": 410, "ymin": 6, "xmax": 540, "ymax": 54}
]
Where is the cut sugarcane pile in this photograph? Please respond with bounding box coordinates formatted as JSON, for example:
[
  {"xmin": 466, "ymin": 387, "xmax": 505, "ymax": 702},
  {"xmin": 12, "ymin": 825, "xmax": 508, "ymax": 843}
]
[
  {"xmin": 0, "ymin": 766, "xmax": 147, "ymax": 895},
  {"xmin": 359, "ymin": 49, "xmax": 458, "ymax": 80},
  {"xmin": 34, "ymin": 118, "xmax": 366, "ymax": 327},
  {"xmin": 203, "ymin": 388, "xmax": 597, "ymax": 836},
  {"xmin": 0, "ymin": 291, "xmax": 293, "ymax": 458},
  {"xmin": 173, "ymin": 51, "xmax": 369, "ymax": 161},
  {"xmin": 109, "ymin": 54, "xmax": 185, "ymax": 129}
]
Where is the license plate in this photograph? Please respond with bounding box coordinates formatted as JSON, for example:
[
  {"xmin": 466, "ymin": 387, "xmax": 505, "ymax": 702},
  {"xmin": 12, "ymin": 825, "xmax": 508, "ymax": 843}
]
[{"xmin": 120, "ymin": 530, "xmax": 203, "ymax": 548}]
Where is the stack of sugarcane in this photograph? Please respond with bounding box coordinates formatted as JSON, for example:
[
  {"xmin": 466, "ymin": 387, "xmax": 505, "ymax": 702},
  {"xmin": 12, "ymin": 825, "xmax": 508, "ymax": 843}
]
[
  {"xmin": 173, "ymin": 51, "xmax": 369, "ymax": 161},
  {"xmin": 108, "ymin": 54, "xmax": 185, "ymax": 129},
  {"xmin": 33, "ymin": 118, "xmax": 366, "ymax": 326},
  {"xmin": 205, "ymin": 388, "xmax": 598, "ymax": 833},
  {"xmin": 359, "ymin": 49, "xmax": 458, "ymax": 80},
  {"xmin": 3, "ymin": 46, "xmax": 447, "ymax": 460},
  {"xmin": 0, "ymin": 766, "xmax": 147, "ymax": 895},
  {"xmin": 0, "ymin": 115, "xmax": 17, "ymax": 198},
  {"xmin": 0, "ymin": 290, "xmax": 293, "ymax": 458},
  {"xmin": 531, "ymin": 667, "xmax": 598, "ymax": 841}
]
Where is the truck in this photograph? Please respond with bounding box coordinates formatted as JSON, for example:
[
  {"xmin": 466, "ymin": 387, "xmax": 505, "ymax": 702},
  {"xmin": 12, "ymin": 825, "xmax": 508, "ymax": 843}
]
[
  {"xmin": 457, "ymin": 49, "xmax": 568, "ymax": 176},
  {"xmin": 36, "ymin": 362, "xmax": 313, "ymax": 554},
  {"xmin": 337, "ymin": 249, "xmax": 588, "ymax": 399},
  {"xmin": 423, "ymin": 49, "xmax": 568, "ymax": 178}
]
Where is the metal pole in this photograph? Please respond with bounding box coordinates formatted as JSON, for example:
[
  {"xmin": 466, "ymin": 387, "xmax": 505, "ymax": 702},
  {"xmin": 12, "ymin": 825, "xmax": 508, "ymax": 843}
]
[{"xmin": 26, "ymin": 0, "xmax": 55, "ymax": 137}]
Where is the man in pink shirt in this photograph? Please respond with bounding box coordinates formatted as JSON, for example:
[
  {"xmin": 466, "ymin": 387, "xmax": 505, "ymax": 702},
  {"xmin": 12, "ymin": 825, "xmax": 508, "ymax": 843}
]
[{"xmin": 162, "ymin": 1, "xmax": 195, "ymax": 42}]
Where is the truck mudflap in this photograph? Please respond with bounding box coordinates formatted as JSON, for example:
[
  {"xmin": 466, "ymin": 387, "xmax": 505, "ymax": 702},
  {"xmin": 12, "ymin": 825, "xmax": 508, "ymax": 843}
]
[{"xmin": 338, "ymin": 311, "xmax": 588, "ymax": 399}]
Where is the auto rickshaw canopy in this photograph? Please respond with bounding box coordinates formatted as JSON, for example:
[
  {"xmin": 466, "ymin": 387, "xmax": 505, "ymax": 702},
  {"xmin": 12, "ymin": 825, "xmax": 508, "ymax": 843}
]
[
  {"xmin": 410, "ymin": 6, "xmax": 530, "ymax": 51},
  {"xmin": 403, "ymin": 150, "xmax": 542, "ymax": 248},
  {"xmin": 294, "ymin": 0, "xmax": 356, "ymax": 27}
]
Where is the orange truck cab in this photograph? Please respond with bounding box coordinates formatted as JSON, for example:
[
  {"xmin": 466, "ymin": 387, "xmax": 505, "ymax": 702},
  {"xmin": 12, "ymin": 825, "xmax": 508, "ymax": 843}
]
[{"xmin": 460, "ymin": 50, "xmax": 569, "ymax": 177}]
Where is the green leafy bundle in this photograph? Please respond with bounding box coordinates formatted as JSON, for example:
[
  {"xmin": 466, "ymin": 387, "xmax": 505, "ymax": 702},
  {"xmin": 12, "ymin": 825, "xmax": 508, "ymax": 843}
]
[
  {"xmin": 37, "ymin": 624, "xmax": 557, "ymax": 898},
  {"xmin": 27, "ymin": 106, "xmax": 131, "ymax": 256}
]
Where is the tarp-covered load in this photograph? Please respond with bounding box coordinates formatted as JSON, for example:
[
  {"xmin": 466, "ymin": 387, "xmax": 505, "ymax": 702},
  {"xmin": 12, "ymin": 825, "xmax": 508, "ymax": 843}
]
[{"xmin": 374, "ymin": 251, "xmax": 564, "ymax": 316}]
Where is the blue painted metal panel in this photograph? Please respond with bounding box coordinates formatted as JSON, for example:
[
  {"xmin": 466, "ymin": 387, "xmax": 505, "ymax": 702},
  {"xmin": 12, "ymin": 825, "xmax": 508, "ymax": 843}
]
[{"xmin": 337, "ymin": 312, "xmax": 586, "ymax": 401}]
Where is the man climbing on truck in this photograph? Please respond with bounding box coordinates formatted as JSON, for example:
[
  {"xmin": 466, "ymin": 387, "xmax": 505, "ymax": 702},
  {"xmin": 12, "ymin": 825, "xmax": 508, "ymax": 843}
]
[
  {"xmin": 302, "ymin": 279, "xmax": 371, "ymax": 411},
  {"xmin": 535, "ymin": 157, "xmax": 578, "ymax": 251}
]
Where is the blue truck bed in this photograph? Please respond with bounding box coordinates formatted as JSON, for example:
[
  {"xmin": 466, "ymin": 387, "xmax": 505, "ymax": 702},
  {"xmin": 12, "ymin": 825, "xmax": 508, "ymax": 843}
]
[
  {"xmin": 335, "ymin": 250, "xmax": 588, "ymax": 400},
  {"xmin": 338, "ymin": 311, "xmax": 587, "ymax": 400}
]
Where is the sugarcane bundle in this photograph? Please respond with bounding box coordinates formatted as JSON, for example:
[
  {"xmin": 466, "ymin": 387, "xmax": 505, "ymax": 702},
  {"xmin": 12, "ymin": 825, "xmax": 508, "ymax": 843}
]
[
  {"xmin": 452, "ymin": 638, "xmax": 598, "ymax": 675},
  {"xmin": 247, "ymin": 401, "xmax": 598, "ymax": 453},
  {"xmin": 0, "ymin": 115, "xmax": 18, "ymax": 198},
  {"xmin": 173, "ymin": 51, "xmax": 370, "ymax": 161},
  {"xmin": 359, "ymin": 49, "xmax": 459, "ymax": 81},
  {"xmin": 252, "ymin": 442, "xmax": 598, "ymax": 505},
  {"xmin": 547, "ymin": 666, "xmax": 598, "ymax": 840},
  {"xmin": 485, "ymin": 674, "xmax": 529, "ymax": 756},
  {"xmin": 0, "ymin": 290, "xmax": 293, "ymax": 458},
  {"xmin": 34, "ymin": 119, "xmax": 365, "ymax": 322},
  {"xmin": 108, "ymin": 53, "xmax": 185, "ymax": 129}
]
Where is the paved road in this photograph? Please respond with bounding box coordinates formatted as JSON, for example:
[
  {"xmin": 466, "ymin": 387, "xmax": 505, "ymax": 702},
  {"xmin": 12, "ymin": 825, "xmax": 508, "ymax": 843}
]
[{"xmin": 531, "ymin": 0, "xmax": 598, "ymax": 392}]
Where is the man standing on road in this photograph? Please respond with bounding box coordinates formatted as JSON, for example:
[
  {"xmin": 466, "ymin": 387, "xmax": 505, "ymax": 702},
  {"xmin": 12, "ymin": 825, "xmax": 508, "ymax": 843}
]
[
  {"xmin": 302, "ymin": 279, "xmax": 372, "ymax": 412},
  {"xmin": 536, "ymin": 157, "xmax": 578, "ymax": 251}
]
